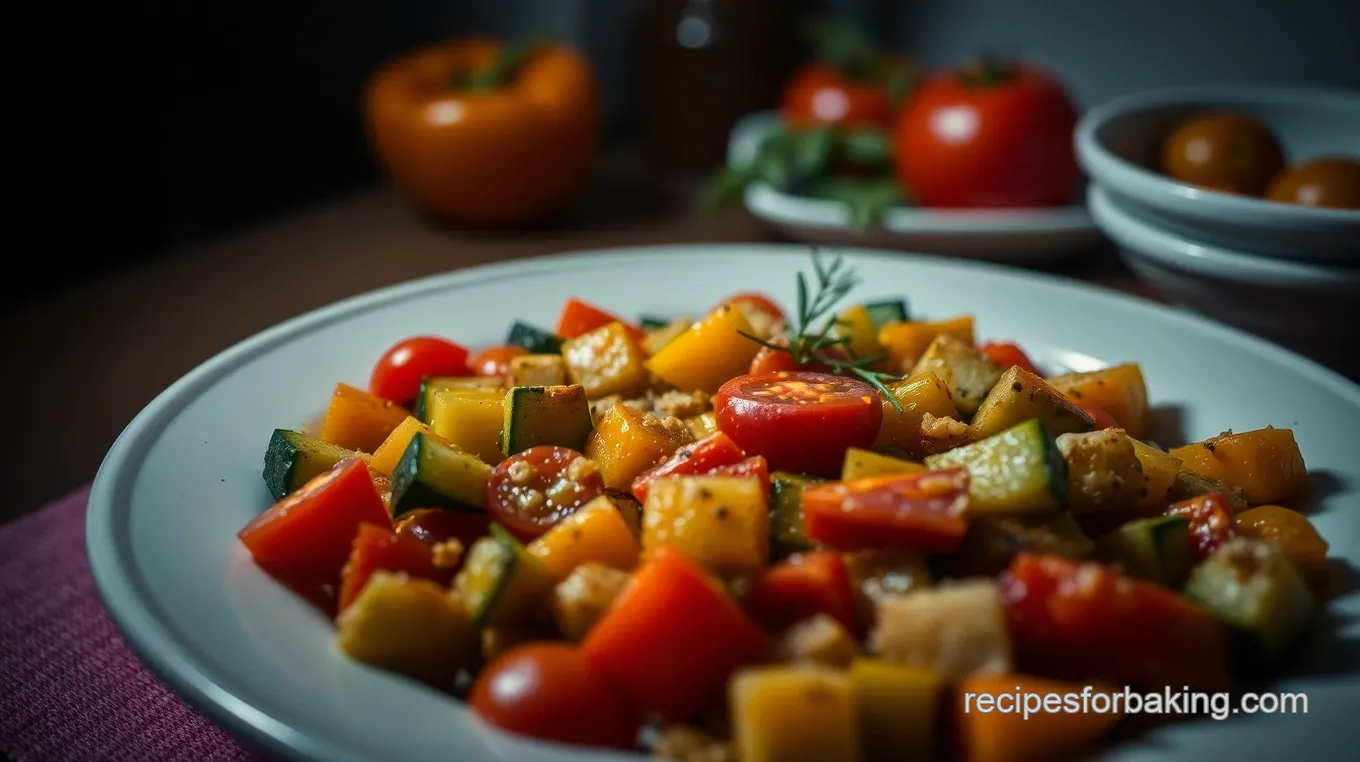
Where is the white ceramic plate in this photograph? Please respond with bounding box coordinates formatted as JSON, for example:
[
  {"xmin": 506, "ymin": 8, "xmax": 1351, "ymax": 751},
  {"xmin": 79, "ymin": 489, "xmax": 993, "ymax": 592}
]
[
  {"xmin": 729, "ymin": 111, "xmax": 1106, "ymax": 262},
  {"xmin": 88, "ymin": 245, "xmax": 1360, "ymax": 762}
]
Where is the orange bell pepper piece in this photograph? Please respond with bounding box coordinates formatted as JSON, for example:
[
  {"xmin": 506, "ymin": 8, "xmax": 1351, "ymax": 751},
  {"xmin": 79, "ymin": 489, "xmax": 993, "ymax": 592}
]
[{"xmin": 364, "ymin": 38, "xmax": 599, "ymax": 226}]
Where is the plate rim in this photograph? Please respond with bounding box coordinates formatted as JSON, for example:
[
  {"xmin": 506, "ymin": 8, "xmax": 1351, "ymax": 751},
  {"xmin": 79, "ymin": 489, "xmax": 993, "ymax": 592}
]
[{"xmin": 86, "ymin": 243, "xmax": 1360, "ymax": 762}]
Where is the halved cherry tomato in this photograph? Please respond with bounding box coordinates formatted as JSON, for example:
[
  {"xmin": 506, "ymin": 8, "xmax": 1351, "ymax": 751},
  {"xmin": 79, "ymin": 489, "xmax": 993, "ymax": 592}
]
[
  {"xmin": 1164, "ymin": 492, "xmax": 1237, "ymax": 561},
  {"xmin": 748, "ymin": 338, "xmax": 851, "ymax": 375},
  {"xmin": 581, "ymin": 549, "xmax": 769, "ymax": 721},
  {"xmin": 1002, "ymin": 553, "xmax": 1234, "ymax": 691},
  {"xmin": 1071, "ymin": 398, "xmax": 1120, "ymax": 431},
  {"xmin": 470, "ymin": 642, "xmax": 641, "ymax": 749},
  {"xmin": 239, "ymin": 456, "xmax": 392, "ymax": 593},
  {"xmin": 337, "ymin": 523, "xmax": 448, "ymax": 612},
  {"xmin": 395, "ymin": 508, "xmax": 493, "ymax": 551},
  {"xmin": 469, "ymin": 345, "xmax": 528, "ymax": 382},
  {"xmin": 630, "ymin": 432, "xmax": 746, "ymax": 504},
  {"xmin": 715, "ymin": 371, "xmax": 882, "ymax": 476},
  {"xmin": 485, "ymin": 446, "xmax": 605, "ymax": 541},
  {"xmin": 716, "ymin": 291, "xmax": 786, "ymax": 323},
  {"xmin": 801, "ymin": 469, "xmax": 970, "ymax": 553},
  {"xmin": 978, "ymin": 341, "xmax": 1042, "ymax": 376},
  {"xmin": 555, "ymin": 297, "xmax": 646, "ymax": 342},
  {"xmin": 370, "ymin": 336, "xmax": 472, "ymax": 405},
  {"xmin": 743, "ymin": 551, "xmax": 861, "ymax": 636}
]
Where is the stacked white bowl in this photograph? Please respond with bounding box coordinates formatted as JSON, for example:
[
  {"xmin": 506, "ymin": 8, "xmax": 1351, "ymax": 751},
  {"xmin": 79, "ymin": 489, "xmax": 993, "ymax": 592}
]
[{"xmin": 1075, "ymin": 85, "xmax": 1360, "ymax": 369}]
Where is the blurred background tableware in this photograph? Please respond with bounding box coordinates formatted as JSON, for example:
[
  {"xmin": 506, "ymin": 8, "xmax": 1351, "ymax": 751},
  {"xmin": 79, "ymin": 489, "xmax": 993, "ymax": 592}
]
[{"xmin": 1076, "ymin": 84, "xmax": 1360, "ymax": 262}]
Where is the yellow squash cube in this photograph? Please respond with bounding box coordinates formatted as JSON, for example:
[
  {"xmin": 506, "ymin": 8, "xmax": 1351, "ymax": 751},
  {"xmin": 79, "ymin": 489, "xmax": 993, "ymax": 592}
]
[
  {"xmin": 642, "ymin": 475, "xmax": 769, "ymax": 579},
  {"xmin": 562, "ymin": 321, "xmax": 650, "ymax": 399},
  {"xmin": 730, "ymin": 666, "xmax": 861, "ymax": 762},
  {"xmin": 369, "ymin": 416, "xmax": 447, "ymax": 475},
  {"xmin": 646, "ymin": 304, "xmax": 761, "ymax": 394},
  {"xmin": 526, "ymin": 495, "xmax": 641, "ymax": 578},
  {"xmin": 878, "ymin": 315, "xmax": 974, "ymax": 374},
  {"xmin": 584, "ymin": 404, "xmax": 693, "ymax": 490}
]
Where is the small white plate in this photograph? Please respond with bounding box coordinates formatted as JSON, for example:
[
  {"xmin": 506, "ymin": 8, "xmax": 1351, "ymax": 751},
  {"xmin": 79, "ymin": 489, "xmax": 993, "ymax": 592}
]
[
  {"xmin": 88, "ymin": 245, "xmax": 1360, "ymax": 762},
  {"xmin": 729, "ymin": 111, "xmax": 1105, "ymax": 262}
]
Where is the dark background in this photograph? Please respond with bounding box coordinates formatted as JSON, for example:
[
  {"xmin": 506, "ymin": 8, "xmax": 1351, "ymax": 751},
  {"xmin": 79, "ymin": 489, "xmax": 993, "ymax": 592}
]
[{"xmin": 8, "ymin": 0, "xmax": 1358, "ymax": 309}]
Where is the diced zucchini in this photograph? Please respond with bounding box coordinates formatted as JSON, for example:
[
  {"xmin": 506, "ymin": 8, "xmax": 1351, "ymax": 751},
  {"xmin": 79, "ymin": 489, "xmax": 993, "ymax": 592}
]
[
  {"xmin": 1055, "ymin": 428, "xmax": 1145, "ymax": 514},
  {"xmin": 771, "ymin": 472, "xmax": 821, "ymax": 558},
  {"xmin": 969, "ymin": 366, "xmax": 1096, "ymax": 441},
  {"xmin": 850, "ymin": 659, "xmax": 941, "ymax": 762},
  {"xmin": 867, "ymin": 579, "xmax": 1013, "ymax": 680},
  {"xmin": 639, "ymin": 315, "xmax": 671, "ymax": 330},
  {"xmin": 335, "ymin": 572, "xmax": 478, "ymax": 685},
  {"xmin": 730, "ymin": 667, "xmax": 862, "ymax": 762},
  {"xmin": 550, "ymin": 562, "xmax": 632, "ymax": 641},
  {"xmin": 414, "ymin": 375, "xmax": 502, "ymax": 423},
  {"xmin": 505, "ymin": 320, "xmax": 563, "ymax": 355},
  {"xmin": 429, "ymin": 387, "xmax": 507, "ymax": 463},
  {"xmin": 924, "ymin": 418, "xmax": 1067, "ymax": 514},
  {"xmin": 642, "ymin": 476, "xmax": 770, "ymax": 579},
  {"xmin": 1185, "ymin": 537, "xmax": 1315, "ymax": 659},
  {"xmin": 864, "ymin": 299, "xmax": 909, "ymax": 328},
  {"xmin": 910, "ymin": 333, "xmax": 1004, "ymax": 417},
  {"xmin": 526, "ymin": 495, "xmax": 640, "ymax": 578},
  {"xmin": 453, "ymin": 523, "xmax": 558, "ymax": 627},
  {"xmin": 584, "ymin": 404, "xmax": 693, "ymax": 490},
  {"xmin": 642, "ymin": 317, "xmax": 695, "ymax": 356},
  {"xmin": 508, "ymin": 354, "xmax": 568, "ymax": 387},
  {"xmin": 262, "ymin": 428, "xmax": 359, "ymax": 500},
  {"xmin": 1096, "ymin": 516, "xmax": 1193, "ymax": 588},
  {"xmin": 562, "ymin": 321, "xmax": 651, "ymax": 399},
  {"xmin": 501, "ymin": 385, "xmax": 593, "ymax": 455},
  {"xmin": 388, "ymin": 433, "xmax": 492, "ymax": 516},
  {"xmin": 842, "ymin": 447, "xmax": 925, "ymax": 481}
]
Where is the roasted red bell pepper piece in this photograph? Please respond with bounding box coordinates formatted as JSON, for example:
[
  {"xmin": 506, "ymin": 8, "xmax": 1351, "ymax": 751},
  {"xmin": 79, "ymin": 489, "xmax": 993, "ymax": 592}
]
[
  {"xmin": 978, "ymin": 341, "xmax": 1043, "ymax": 376},
  {"xmin": 555, "ymin": 297, "xmax": 645, "ymax": 342},
  {"xmin": 238, "ymin": 456, "xmax": 392, "ymax": 594},
  {"xmin": 801, "ymin": 469, "xmax": 970, "ymax": 553},
  {"xmin": 1002, "ymin": 553, "xmax": 1234, "ymax": 692},
  {"xmin": 581, "ymin": 549, "xmax": 769, "ymax": 721},
  {"xmin": 1165, "ymin": 492, "xmax": 1237, "ymax": 561},
  {"xmin": 1072, "ymin": 398, "xmax": 1120, "ymax": 430},
  {"xmin": 630, "ymin": 431, "xmax": 747, "ymax": 504},
  {"xmin": 743, "ymin": 550, "xmax": 861, "ymax": 636},
  {"xmin": 337, "ymin": 523, "xmax": 450, "ymax": 612}
]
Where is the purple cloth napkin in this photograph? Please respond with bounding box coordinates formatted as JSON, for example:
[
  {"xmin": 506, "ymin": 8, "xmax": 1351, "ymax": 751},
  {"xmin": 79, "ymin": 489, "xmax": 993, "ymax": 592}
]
[{"xmin": 0, "ymin": 487, "xmax": 263, "ymax": 762}]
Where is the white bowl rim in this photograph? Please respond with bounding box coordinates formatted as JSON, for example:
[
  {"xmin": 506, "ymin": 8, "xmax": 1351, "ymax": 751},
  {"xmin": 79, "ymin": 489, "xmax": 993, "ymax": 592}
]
[
  {"xmin": 1088, "ymin": 184, "xmax": 1360, "ymax": 288},
  {"xmin": 1075, "ymin": 83, "xmax": 1360, "ymax": 223}
]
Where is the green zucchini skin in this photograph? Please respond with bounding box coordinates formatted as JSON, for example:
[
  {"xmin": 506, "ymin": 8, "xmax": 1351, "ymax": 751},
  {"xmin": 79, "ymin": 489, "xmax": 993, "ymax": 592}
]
[
  {"xmin": 1185, "ymin": 537, "xmax": 1316, "ymax": 667},
  {"xmin": 388, "ymin": 433, "xmax": 492, "ymax": 517},
  {"xmin": 262, "ymin": 429, "xmax": 357, "ymax": 500},
  {"xmin": 455, "ymin": 524, "xmax": 556, "ymax": 627},
  {"xmin": 864, "ymin": 299, "xmax": 909, "ymax": 329},
  {"xmin": 414, "ymin": 376, "xmax": 502, "ymax": 423},
  {"xmin": 770, "ymin": 472, "xmax": 822, "ymax": 558},
  {"xmin": 638, "ymin": 315, "xmax": 671, "ymax": 330},
  {"xmin": 506, "ymin": 321, "xmax": 563, "ymax": 355},
  {"xmin": 925, "ymin": 418, "xmax": 1067, "ymax": 514},
  {"xmin": 501, "ymin": 385, "xmax": 593, "ymax": 456},
  {"xmin": 1095, "ymin": 516, "xmax": 1193, "ymax": 589}
]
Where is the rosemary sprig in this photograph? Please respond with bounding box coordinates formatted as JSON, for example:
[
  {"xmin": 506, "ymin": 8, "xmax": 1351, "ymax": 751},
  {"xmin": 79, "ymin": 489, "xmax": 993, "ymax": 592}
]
[{"xmin": 739, "ymin": 249, "xmax": 905, "ymax": 413}]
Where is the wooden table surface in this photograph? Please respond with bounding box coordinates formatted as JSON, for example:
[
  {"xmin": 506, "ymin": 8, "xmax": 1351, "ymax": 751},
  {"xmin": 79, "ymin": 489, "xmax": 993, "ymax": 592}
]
[{"xmin": 0, "ymin": 151, "xmax": 1311, "ymax": 522}]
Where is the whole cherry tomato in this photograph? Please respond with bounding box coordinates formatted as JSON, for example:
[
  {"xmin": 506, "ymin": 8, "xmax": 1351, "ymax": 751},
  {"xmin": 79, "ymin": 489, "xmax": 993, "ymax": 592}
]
[
  {"xmin": 783, "ymin": 63, "xmax": 905, "ymax": 130},
  {"xmin": 470, "ymin": 642, "xmax": 640, "ymax": 749},
  {"xmin": 893, "ymin": 57, "xmax": 1081, "ymax": 208},
  {"xmin": 715, "ymin": 371, "xmax": 882, "ymax": 476},
  {"xmin": 1161, "ymin": 112, "xmax": 1284, "ymax": 197},
  {"xmin": 748, "ymin": 338, "xmax": 850, "ymax": 375},
  {"xmin": 1266, "ymin": 157, "xmax": 1360, "ymax": 209},
  {"xmin": 469, "ymin": 345, "xmax": 528, "ymax": 382},
  {"xmin": 370, "ymin": 336, "xmax": 472, "ymax": 405},
  {"xmin": 484, "ymin": 446, "xmax": 605, "ymax": 540}
]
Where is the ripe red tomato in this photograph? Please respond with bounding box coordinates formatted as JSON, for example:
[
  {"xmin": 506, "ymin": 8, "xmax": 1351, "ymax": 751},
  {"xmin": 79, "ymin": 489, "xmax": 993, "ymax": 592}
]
[
  {"xmin": 716, "ymin": 291, "xmax": 787, "ymax": 323},
  {"xmin": 370, "ymin": 336, "xmax": 471, "ymax": 404},
  {"xmin": 893, "ymin": 61, "xmax": 1081, "ymax": 208},
  {"xmin": 484, "ymin": 446, "xmax": 605, "ymax": 540},
  {"xmin": 782, "ymin": 62, "xmax": 901, "ymax": 130},
  {"xmin": 470, "ymin": 642, "xmax": 641, "ymax": 749},
  {"xmin": 469, "ymin": 345, "xmax": 527, "ymax": 382},
  {"xmin": 748, "ymin": 339, "xmax": 850, "ymax": 375},
  {"xmin": 715, "ymin": 371, "xmax": 882, "ymax": 476}
]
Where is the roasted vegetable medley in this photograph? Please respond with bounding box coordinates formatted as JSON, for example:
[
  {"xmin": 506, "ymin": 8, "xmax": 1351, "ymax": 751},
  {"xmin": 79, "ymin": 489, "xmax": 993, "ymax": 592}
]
[{"xmin": 239, "ymin": 253, "xmax": 1327, "ymax": 762}]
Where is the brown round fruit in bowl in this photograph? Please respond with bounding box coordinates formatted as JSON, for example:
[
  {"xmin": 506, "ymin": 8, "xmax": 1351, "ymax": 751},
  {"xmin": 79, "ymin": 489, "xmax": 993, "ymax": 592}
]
[
  {"xmin": 1159, "ymin": 112, "xmax": 1285, "ymax": 196},
  {"xmin": 1266, "ymin": 157, "xmax": 1360, "ymax": 210}
]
